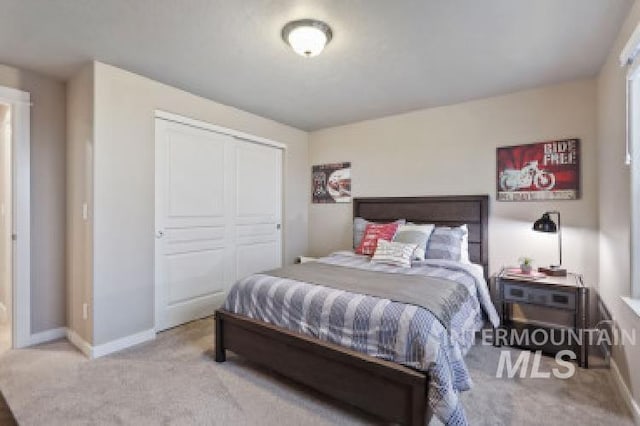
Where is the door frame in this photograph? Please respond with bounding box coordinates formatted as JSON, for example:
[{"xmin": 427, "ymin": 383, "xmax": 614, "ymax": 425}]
[
  {"xmin": 155, "ymin": 110, "xmax": 286, "ymax": 150},
  {"xmin": 153, "ymin": 111, "xmax": 286, "ymax": 332},
  {"xmin": 0, "ymin": 86, "xmax": 31, "ymax": 349}
]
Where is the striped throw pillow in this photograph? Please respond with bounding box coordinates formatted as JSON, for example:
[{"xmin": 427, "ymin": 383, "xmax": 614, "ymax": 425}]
[
  {"xmin": 425, "ymin": 227, "xmax": 466, "ymax": 261},
  {"xmin": 371, "ymin": 239, "xmax": 417, "ymax": 268}
]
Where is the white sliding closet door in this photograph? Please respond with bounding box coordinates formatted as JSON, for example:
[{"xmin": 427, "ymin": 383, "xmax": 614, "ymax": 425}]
[
  {"xmin": 234, "ymin": 140, "xmax": 282, "ymax": 280},
  {"xmin": 155, "ymin": 119, "xmax": 234, "ymax": 331},
  {"xmin": 155, "ymin": 118, "xmax": 282, "ymax": 332}
]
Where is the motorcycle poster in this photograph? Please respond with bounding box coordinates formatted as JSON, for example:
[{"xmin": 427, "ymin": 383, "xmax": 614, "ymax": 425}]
[
  {"xmin": 497, "ymin": 139, "xmax": 580, "ymax": 201},
  {"xmin": 312, "ymin": 162, "xmax": 352, "ymax": 203}
]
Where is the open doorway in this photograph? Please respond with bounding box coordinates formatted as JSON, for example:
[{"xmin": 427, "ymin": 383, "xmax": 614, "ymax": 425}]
[{"xmin": 0, "ymin": 102, "xmax": 11, "ymax": 353}]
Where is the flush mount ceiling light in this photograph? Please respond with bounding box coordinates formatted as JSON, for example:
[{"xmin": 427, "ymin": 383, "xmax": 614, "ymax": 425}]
[{"xmin": 282, "ymin": 19, "xmax": 332, "ymax": 58}]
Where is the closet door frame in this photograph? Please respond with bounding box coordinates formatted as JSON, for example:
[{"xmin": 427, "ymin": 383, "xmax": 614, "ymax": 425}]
[
  {"xmin": 155, "ymin": 111, "xmax": 286, "ymax": 150},
  {"xmin": 153, "ymin": 110, "xmax": 285, "ymax": 331}
]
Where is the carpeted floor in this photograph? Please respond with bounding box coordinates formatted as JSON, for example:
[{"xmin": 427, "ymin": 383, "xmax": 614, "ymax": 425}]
[{"xmin": 0, "ymin": 318, "xmax": 633, "ymax": 425}]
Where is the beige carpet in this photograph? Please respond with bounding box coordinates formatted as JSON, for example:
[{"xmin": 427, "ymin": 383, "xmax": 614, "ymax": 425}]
[{"xmin": 0, "ymin": 318, "xmax": 633, "ymax": 426}]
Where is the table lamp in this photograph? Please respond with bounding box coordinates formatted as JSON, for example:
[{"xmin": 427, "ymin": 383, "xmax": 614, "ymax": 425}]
[{"xmin": 532, "ymin": 211, "xmax": 567, "ymax": 277}]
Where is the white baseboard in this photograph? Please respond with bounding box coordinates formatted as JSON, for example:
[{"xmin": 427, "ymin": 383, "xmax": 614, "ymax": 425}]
[
  {"xmin": 66, "ymin": 328, "xmax": 156, "ymax": 359},
  {"xmin": 65, "ymin": 328, "xmax": 93, "ymax": 358},
  {"xmin": 611, "ymin": 358, "xmax": 640, "ymax": 424},
  {"xmin": 91, "ymin": 328, "xmax": 156, "ymax": 358},
  {"xmin": 29, "ymin": 327, "xmax": 67, "ymax": 346},
  {"xmin": 23, "ymin": 326, "xmax": 156, "ymax": 359}
]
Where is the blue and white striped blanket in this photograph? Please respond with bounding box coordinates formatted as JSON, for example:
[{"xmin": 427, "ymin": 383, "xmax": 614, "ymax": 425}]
[{"xmin": 224, "ymin": 251, "xmax": 499, "ymax": 425}]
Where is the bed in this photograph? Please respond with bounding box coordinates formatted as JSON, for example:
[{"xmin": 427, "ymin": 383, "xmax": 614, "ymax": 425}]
[{"xmin": 215, "ymin": 195, "xmax": 498, "ymax": 425}]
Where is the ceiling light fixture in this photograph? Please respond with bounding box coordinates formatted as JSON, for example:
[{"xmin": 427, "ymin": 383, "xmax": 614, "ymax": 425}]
[{"xmin": 282, "ymin": 19, "xmax": 332, "ymax": 58}]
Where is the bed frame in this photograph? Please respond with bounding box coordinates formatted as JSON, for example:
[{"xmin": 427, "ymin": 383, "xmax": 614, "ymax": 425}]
[{"xmin": 215, "ymin": 195, "xmax": 490, "ymax": 425}]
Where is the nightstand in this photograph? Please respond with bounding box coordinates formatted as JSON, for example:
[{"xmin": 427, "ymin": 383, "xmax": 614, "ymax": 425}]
[{"xmin": 496, "ymin": 268, "xmax": 589, "ymax": 368}]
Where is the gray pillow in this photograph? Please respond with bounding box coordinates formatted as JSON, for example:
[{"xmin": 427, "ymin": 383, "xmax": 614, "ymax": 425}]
[
  {"xmin": 425, "ymin": 227, "xmax": 465, "ymax": 261},
  {"xmin": 353, "ymin": 217, "xmax": 405, "ymax": 249},
  {"xmin": 392, "ymin": 224, "xmax": 435, "ymax": 260}
]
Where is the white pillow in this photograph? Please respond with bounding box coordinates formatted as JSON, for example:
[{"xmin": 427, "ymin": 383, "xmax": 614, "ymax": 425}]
[
  {"xmin": 371, "ymin": 239, "xmax": 417, "ymax": 268},
  {"xmin": 392, "ymin": 224, "xmax": 435, "ymax": 260},
  {"xmin": 459, "ymin": 225, "xmax": 471, "ymax": 264}
]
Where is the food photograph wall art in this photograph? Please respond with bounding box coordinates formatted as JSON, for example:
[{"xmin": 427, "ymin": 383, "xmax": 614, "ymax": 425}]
[{"xmin": 312, "ymin": 162, "xmax": 352, "ymax": 203}]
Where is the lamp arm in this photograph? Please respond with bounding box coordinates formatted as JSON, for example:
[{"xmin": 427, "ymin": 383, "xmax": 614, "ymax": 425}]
[
  {"xmin": 547, "ymin": 210, "xmax": 562, "ymax": 267},
  {"xmin": 557, "ymin": 212, "xmax": 562, "ymax": 267}
]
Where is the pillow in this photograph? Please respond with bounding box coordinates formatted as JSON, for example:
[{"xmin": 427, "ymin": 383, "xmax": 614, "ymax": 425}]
[
  {"xmin": 353, "ymin": 217, "xmax": 405, "ymax": 248},
  {"xmin": 371, "ymin": 239, "xmax": 417, "ymax": 268},
  {"xmin": 355, "ymin": 222, "xmax": 399, "ymax": 255},
  {"xmin": 425, "ymin": 226, "xmax": 466, "ymax": 261},
  {"xmin": 392, "ymin": 224, "xmax": 435, "ymax": 260},
  {"xmin": 459, "ymin": 225, "xmax": 471, "ymax": 263}
]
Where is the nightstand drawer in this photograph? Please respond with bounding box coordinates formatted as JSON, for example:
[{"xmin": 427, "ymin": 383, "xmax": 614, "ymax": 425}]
[{"xmin": 503, "ymin": 282, "xmax": 575, "ymax": 309}]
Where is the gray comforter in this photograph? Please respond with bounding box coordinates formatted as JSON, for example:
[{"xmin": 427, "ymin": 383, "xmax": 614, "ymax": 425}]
[{"xmin": 267, "ymin": 261, "xmax": 469, "ymax": 330}]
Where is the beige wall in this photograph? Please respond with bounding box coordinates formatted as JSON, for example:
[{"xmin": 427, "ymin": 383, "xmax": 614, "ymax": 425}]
[
  {"xmin": 91, "ymin": 61, "xmax": 308, "ymax": 345},
  {"xmin": 66, "ymin": 63, "xmax": 94, "ymax": 342},
  {"xmin": 597, "ymin": 0, "xmax": 640, "ymax": 415},
  {"xmin": 0, "ymin": 64, "xmax": 66, "ymax": 334},
  {"xmin": 309, "ymin": 79, "xmax": 599, "ymax": 288}
]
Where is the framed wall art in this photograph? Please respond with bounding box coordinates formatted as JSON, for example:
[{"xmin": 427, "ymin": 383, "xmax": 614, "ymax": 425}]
[
  {"xmin": 312, "ymin": 162, "xmax": 351, "ymax": 203},
  {"xmin": 497, "ymin": 139, "xmax": 580, "ymax": 201}
]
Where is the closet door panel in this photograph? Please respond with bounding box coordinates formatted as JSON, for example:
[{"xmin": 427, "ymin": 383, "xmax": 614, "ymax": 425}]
[
  {"xmin": 155, "ymin": 120, "xmax": 235, "ymax": 331},
  {"xmin": 235, "ymin": 143, "xmax": 279, "ymax": 222},
  {"xmin": 233, "ymin": 140, "xmax": 282, "ymax": 279},
  {"xmin": 166, "ymin": 248, "xmax": 226, "ymax": 304},
  {"xmin": 236, "ymin": 241, "xmax": 279, "ymax": 281},
  {"xmin": 167, "ymin": 136, "xmax": 224, "ymax": 218}
]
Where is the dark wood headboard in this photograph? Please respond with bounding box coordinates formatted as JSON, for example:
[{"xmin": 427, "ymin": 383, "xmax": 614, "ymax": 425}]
[{"xmin": 353, "ymin": 195, "xmax": 489, "ymax": 278}]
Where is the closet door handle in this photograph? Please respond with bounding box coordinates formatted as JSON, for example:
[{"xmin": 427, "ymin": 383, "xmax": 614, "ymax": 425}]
[{"xmin": 156, "ymin": 230, "xmax": 165, "ymax": 239}]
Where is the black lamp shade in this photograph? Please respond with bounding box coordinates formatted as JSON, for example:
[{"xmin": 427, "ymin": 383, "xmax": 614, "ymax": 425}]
[
  {"xmin": 533, "ymin": 213, "xmax": 557, "ymax": 233},
  {"xmin": 532, "ymin": 211, "xmax": 566, "ymax": 276}
]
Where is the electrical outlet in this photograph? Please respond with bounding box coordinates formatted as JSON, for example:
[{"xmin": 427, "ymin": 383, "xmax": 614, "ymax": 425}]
[
  {"xmin": 82, "ymin": 303, "xmax": 88, "ymax": 320},
  {"xmin": 82, "ymin": 203, "xmax": 88, "ymax": 220}
]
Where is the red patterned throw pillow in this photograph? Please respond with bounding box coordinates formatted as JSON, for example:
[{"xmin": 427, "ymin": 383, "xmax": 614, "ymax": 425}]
[{"xmin": 355, "ymin": 222, "xmax": 399, "ymax": 255}]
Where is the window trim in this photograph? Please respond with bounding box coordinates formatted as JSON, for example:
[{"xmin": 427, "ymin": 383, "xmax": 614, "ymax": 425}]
[{"xmin": 629, "ymin": 58, "xmax": 640, "ymax": 300}]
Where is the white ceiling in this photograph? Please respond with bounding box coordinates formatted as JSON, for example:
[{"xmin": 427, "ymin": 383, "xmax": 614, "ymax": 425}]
[{"xmin": 0, "ymin": 0, "xmax": 633, "ymax": 130}]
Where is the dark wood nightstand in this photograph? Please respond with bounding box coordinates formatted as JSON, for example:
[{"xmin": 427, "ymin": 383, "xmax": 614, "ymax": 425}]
[{"xmin": 496, "ymin": 268, "xmax": 589, "ymax": 368}]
